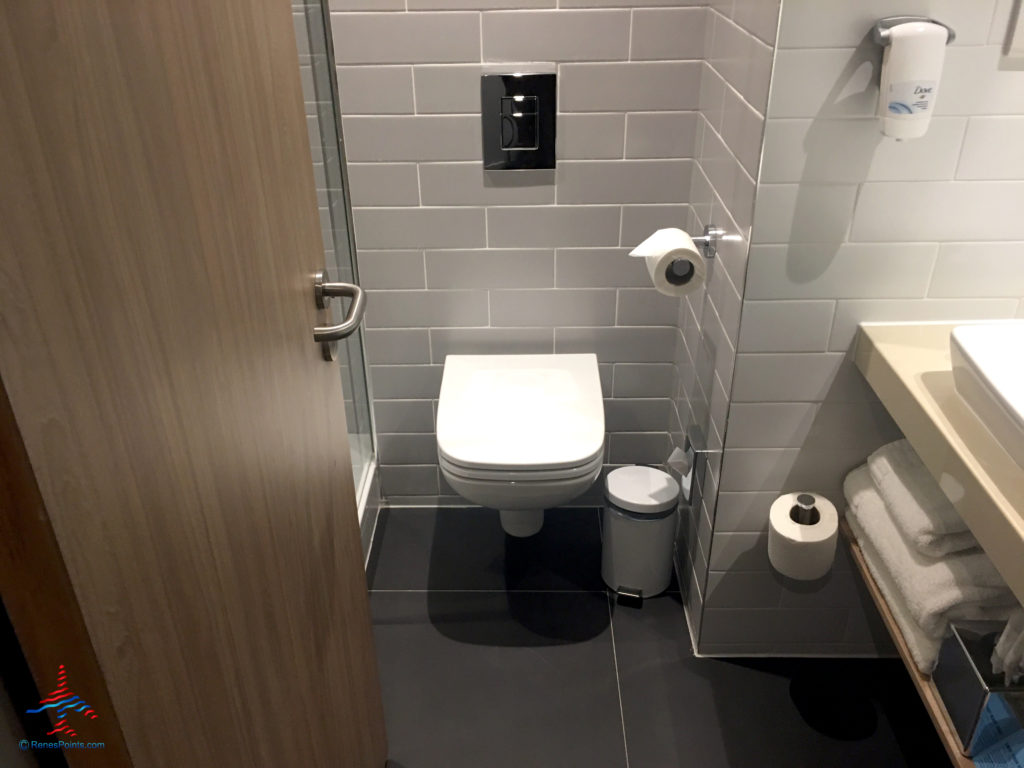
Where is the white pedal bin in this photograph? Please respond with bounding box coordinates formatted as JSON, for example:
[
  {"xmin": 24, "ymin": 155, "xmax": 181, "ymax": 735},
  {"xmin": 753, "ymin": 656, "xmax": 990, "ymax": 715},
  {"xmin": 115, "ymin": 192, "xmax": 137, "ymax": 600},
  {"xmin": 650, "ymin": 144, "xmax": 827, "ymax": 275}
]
[{"xmin": 601, "ymin": 465, "xmax": 680, "ymax": 598}]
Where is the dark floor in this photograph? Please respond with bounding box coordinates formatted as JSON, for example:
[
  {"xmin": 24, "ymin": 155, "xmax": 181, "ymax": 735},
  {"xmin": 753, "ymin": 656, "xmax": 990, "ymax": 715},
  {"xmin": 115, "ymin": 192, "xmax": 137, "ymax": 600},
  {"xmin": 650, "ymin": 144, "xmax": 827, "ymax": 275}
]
[{"xmin": 367, "ymin": 507, "xmax": 952, "ymax": 768}]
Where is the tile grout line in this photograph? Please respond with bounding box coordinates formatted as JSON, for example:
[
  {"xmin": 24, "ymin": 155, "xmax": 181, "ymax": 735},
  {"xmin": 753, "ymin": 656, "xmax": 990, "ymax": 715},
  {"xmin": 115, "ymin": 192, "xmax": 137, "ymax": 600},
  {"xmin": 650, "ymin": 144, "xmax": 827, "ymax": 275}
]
[{"xmin": 607, "ymin": 592, "xmax": 631, "ymax": 768}]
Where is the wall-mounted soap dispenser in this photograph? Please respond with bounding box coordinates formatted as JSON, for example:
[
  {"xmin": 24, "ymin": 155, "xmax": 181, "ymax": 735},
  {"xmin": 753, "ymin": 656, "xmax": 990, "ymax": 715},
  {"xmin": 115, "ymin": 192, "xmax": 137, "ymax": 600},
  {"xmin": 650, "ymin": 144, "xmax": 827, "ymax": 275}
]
[{"xmin": 872, "ymin": 16, "xmax": 955, "ymax": 140}]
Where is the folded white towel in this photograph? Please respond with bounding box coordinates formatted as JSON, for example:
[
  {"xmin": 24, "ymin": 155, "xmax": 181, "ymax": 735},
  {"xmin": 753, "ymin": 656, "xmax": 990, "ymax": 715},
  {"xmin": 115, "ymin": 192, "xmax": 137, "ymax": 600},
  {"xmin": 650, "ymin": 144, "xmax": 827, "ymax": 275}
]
[
  {"xmin": 992, "ymin": 607, "xmax": 1024, "ymax": 686},
  {"xmin": 848, "ymin": 513, "xmax": 941, "ymax": 673},
  {"xmin": 868, "ymin": 439, "xmax": 978, "ymax": 556},
  {"xmin": 845, "ymin": 465, "xmax": 1015, "ymax": 637}
]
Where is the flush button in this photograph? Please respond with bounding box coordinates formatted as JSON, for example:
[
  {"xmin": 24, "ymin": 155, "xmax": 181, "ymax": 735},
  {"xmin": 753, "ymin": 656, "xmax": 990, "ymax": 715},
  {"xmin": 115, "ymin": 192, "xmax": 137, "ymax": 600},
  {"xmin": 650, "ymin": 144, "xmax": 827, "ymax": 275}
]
[
  {"xmin": 500, "ymin": 96, "xmax": 539, "ymax": 150},
  {"xmin": 482, "ymin": 74, "xmax": 556, "ymax": 170}
]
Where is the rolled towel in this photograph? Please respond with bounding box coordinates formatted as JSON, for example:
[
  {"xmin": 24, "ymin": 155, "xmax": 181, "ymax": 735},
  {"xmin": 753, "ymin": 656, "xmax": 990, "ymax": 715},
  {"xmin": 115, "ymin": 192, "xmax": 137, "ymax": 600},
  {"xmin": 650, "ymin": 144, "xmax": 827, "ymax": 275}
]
[
  {"xmin": 845, "ymin": 465, "xmax": 1015, "ymax": 638},
  {"xmin": 848, "ymin": 513, "xmax": 942, "ymax": 673},
  {"xmin": 868, "ymin": 439, "xmax": 978, "ymax": 556},
  {"xmin": 992, "ymin": 607, "xmax": 1024, "ymax": 686}
]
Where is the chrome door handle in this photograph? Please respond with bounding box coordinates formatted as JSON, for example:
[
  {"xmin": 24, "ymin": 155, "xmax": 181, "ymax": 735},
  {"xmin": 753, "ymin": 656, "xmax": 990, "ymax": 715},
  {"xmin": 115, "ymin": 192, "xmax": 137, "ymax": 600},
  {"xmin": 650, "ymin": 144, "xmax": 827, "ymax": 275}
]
[{"xmin": 313, "ymin": 271, "xmax": 366, "ymax": 360}]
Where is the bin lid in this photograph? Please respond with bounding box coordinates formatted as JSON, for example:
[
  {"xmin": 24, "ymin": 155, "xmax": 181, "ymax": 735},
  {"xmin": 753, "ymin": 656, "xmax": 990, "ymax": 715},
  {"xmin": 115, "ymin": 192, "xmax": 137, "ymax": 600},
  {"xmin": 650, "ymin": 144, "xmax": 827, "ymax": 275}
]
[{"xmin": 605, "ymin": 465, "xmax": 679, "ymax": 514}]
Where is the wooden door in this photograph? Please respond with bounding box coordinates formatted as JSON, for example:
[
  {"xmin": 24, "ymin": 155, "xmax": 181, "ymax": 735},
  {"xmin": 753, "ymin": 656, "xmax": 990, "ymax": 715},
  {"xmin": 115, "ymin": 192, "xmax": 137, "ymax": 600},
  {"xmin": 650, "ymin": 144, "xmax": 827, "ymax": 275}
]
[{"xmin": 0, "ymin": 2, "xmax": 387, "ymax": 766}]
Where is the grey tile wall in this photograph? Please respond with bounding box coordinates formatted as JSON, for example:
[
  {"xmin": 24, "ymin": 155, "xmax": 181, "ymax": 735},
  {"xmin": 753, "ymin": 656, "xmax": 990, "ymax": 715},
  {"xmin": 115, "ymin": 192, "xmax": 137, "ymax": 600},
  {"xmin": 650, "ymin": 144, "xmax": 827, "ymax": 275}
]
[
  {"xmin": 673, "ymin": 2, "xmax": 780, "ymax": 642},
  {"xmin": 702, "ymin": 0, "xmax": 1024, "ymax": 654},
  {"xmin": 330, "ymin": 1, "xmax": 707, "ymax": 504}
]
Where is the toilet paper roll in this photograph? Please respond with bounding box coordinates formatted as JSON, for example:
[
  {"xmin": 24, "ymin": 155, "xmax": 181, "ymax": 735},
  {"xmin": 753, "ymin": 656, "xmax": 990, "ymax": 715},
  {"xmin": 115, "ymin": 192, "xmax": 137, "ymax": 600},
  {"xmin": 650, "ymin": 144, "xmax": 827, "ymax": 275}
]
[
  {"xmin": 767, "ymin": 492, "xmax": 839, "ymax": 581},
  {"xmin": 629, "ymin": 228, "xmax": 706, "ymax": 298}
]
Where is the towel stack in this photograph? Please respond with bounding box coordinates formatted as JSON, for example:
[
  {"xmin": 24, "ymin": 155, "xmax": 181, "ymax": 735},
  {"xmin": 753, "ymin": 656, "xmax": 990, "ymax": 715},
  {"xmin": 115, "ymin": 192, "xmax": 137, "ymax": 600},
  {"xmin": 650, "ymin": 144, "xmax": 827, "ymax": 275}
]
[
  {"xmin": 844, "ymin": 439, "xmax": 1018, "ymax": 674},
  {"xmin": 993, "ymin": 608, "xmax": 1024, "ymax": 686}
]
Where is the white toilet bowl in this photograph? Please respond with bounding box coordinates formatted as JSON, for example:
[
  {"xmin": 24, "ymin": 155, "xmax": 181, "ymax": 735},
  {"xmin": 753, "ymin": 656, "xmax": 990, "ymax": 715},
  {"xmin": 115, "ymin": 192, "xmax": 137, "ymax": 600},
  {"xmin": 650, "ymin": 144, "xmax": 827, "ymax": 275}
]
[{"xmin": 436, "ymin": 353, "xmax": 605, "ymax": 537}]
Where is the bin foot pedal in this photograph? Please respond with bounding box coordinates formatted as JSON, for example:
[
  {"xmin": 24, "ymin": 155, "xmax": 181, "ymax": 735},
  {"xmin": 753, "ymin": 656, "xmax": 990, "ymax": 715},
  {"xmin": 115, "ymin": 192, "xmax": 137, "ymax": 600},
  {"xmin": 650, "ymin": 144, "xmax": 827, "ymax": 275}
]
[{"xmin": 615, "ymin": 587, "xmax": 643, "ymax": 608}]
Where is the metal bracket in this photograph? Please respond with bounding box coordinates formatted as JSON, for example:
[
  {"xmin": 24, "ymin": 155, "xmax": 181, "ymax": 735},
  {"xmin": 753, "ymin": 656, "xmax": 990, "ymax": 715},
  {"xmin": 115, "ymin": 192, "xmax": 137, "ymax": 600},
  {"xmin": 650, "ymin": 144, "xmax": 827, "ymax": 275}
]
[
  {"xmin": 691, "ymin": 224, "xmax": 741, "ymax": 260},
  {"xmin": 872, "ymin": 16, "xmax": 956, "ymax": 46}
]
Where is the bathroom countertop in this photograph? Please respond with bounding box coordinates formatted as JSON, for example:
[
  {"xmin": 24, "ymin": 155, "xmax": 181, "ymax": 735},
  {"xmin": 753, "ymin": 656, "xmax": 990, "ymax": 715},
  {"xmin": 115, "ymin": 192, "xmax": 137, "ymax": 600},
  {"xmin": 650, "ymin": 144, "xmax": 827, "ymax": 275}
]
[{"xmin": 855, "ymin": 321, "xmax": 1024, "ymax": 606}]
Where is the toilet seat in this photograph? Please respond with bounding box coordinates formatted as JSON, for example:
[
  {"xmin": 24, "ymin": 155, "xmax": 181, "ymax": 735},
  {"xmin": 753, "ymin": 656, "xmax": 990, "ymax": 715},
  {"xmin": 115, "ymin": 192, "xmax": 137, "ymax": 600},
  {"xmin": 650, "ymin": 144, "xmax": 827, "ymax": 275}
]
[
  {"xmin": 438, "ymin": 449, "xmax": 604, "ymax": 484},
  {"xmin": 436, "ymin": 353, "xmax": 605, "ymax": 472}
]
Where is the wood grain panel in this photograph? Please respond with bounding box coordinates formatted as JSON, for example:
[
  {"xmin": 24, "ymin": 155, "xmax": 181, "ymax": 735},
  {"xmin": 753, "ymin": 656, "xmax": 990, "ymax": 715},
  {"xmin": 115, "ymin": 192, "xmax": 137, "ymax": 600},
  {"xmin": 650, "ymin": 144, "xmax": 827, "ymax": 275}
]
[
  {"xmin": 0, "ymin": 1, "xmax": 386, "ymax": 766},
  {"xmin": 0, "ymin": 378, "xmax": 133, "ymax": 767}
]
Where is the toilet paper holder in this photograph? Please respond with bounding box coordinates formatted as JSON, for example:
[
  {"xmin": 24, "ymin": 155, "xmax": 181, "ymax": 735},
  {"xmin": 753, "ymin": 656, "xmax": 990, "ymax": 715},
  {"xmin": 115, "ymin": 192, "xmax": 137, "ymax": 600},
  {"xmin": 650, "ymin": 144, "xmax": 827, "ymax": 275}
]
[{"xmin": 692, "ymin": 224, "xmax": 741, "ymax": 260}]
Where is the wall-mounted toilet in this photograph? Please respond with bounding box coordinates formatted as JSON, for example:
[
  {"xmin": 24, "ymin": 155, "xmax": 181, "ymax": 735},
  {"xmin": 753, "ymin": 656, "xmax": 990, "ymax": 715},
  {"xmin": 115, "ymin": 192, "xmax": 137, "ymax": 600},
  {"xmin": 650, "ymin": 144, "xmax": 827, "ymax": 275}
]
[{"xmin": 436, "ymin": 354, "xmax": 605, "ymax": 537}]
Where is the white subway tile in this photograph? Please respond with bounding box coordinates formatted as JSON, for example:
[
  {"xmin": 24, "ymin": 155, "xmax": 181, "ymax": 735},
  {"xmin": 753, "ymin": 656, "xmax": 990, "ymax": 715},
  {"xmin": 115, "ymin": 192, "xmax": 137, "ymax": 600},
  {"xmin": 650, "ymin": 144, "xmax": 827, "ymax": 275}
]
[
  {"xmin": 777, "ymin": 0, "xmax": 995, "ymax": 48},
  {"xmin": 342, "ymin": 116, "xmax": 480, "ymax": 161},
  {"xmin": 829, "ymin": 298, "xmax": 1020, "ymax": 351},
  {"xmin": 412, "ymin": 65, "xmax": 482, "ymax": 114},
  {"xmin": 337, "ymin": 66, "xmax": 414, "ymax": 114},
  {"xmin": 620, "ymin": 204, "xmax": 692, "ymax": 247},
  {"xmin": 612, "ymin": 363, "xmax": 676, "ymax": 397},
  {"xmin": 330, "ymin": 12, "xmax": 481, "ymax": 64},
  {"xmin": 720, "ymin": 86, "xmax": 764, "ymax": 178},
  {"xmin": 851, "ymin": 182, "xmax": 1024, "ymax": 242},
  {"xmin": 555, "ymin": 326, "xmax": 677, "ymax": 362},
  {"xmin": 555, "ymin": 248, "xmax": 651, "ymax": 288},
  {"xmin": 410, "ymin": 0, "xmax": 551, "ymax": 9},
  {"xmin": 365, "ymin": 289, "xmax": 489, "ymax": 328},
  {"xmin": 731, "ymin": 352, "xmax": 875, "ymax": 402},
  {"xmin": 419, "ymin": 163, "xmax": 555, "ymax": 206},
  {"xmin": 364, "ymin": 329, "xmax": 431, "ymax": 364},
  {"xmin": 373, "ymin": 400, "xmax": 435, "ymax": 432},
  {"xmin": 630, "ymin": 8, "xmax": 707, "ymax": 61},
  {"xmin": 491, "ymin": 289, "xmax": 616, "ymax": 327},
  {"xmin": 487, "ymin": 206, "xmax": 621, "ymax": 248},
  {"xmin": 329, "ymin": 0, "xmax": 404, "ymax": 10},
  {"xmin": 714, "ymin": 491, "xmax": 777, "ymax": 532},
  {"xmin": 624, "ymin": 112, "xmax": 699, "ymax": 159},
  {"xmin": 425, "ymin": 249, "xmax": 554, "ymax": 288},
  {"xmin": 744, "ymin": 243, "xmax": 937, "ymax": 300},
  {"xmin": 558, "ymin": 114, "xmax": 627, "ymax": 160},
  {"xmin": 560, "ymin": 62, "xmax": 702, "ymax": 112},
  {"xmin": 937, "ymin": 46, "xmax": 1024, "ymax": 116},
  {"xmin": 957, "ymin": 117, "xmax": 1024, "ymax": 180},
  {"xmin": 353, "ymin": 207, "xmax": 486, "ymax": 249},
  {"xmin": 708, "ymin": 532, "xmax": 771, "ymax": 570},
  {"xmin": 347, "ymin": 163, "xmax": 420, "ymax": 206},
  {"xmin": 604, "ymin": 398, "xmax": 671, "ymax": 431},
  {"xmin": 708, "ymin": 14, "xmax": 773, "ymax": 113},
  {"xmin": 931, "ymin": 243, "xmax": 1024, "ymax": 297},
  {"xmin": 370, "ymin": 365, "xmax": 444, "ymax": 399},
  {"xmin": 377, "ymin": 433, "xmax": 438, "ymax": 464},
  {"xmin": 429, "ymin": 328, "xmax": 553, "ymax": 361},
  {"xmin": 759, "ymin": 118, "xmax": 967, "ymax": 184},
  {"xmin": 725, "ymin": 402, "xmax": 819, "ymax": 449},
  {"xmin": 751, "ymin": 184, "xmax": 858, "ymax": 245},
  {"xmin": 357, "ymin": 250, "xmax": 426, "ymax": 289},
  {"xmin": 768, "ymin": 48, "xmax": 877, "ymax": 119},
  {"xmin": 607, "ymin": 432, "xmax": 670, "ymax": 463},
  {"xmin": 379, "ymin": 465, "xmax": 440, "ymax": 496},
  {"xmin": 737, "ymin": 300, "xmax": 835, "ymax": 352},
  {"xmin": 557, "ymin": 160, "xmax": 692, "ymax": 204},
  {"xmin": 483, "ymin": 10, "xmax": 630, "ymax": 62},
  {"xmin": 616, "ymin": 288, "xmax": 679, "ymax": 326},
  {"xmin": 730, "ymin": 0, "xmax": 780, "ymax": 45}
]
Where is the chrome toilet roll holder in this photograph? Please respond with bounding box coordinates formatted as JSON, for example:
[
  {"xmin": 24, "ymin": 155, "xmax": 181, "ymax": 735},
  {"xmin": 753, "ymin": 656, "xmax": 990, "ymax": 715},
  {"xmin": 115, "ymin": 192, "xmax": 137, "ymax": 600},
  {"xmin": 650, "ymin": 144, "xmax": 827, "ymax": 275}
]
[{"xmin": 692, "ymin": 224, "xmax": 742, "ymax": 260}]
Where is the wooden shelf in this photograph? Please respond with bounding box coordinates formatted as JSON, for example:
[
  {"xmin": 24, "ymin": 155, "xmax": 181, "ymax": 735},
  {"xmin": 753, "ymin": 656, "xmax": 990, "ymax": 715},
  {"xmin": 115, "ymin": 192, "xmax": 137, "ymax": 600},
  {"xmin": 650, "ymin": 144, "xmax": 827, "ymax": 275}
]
[{"xmin": 841, "ymin": 519, "xmax": 975, "ymax": 768}]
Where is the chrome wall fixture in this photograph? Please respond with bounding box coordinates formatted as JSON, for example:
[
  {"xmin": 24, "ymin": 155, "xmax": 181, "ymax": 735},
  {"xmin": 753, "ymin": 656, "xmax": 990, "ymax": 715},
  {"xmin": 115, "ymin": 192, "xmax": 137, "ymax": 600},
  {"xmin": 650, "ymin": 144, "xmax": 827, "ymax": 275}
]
[{"xmin": 692, "ymin": 224, "xmax": 742, "ymax": 259}]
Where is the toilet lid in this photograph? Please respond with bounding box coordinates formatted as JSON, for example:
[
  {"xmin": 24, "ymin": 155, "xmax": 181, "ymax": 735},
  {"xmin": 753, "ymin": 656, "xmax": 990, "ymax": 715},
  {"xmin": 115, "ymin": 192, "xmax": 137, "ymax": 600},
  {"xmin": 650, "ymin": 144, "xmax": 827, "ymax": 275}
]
[{"xmin": 436, "ymin": 354, "xmax": 605, "ymax": 471}]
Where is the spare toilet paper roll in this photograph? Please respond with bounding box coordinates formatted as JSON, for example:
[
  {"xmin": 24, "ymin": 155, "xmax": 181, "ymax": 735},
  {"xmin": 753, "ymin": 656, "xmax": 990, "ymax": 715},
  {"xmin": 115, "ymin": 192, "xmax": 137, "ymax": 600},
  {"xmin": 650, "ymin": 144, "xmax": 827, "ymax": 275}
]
[
  {"xmin": 629, "ymin": 227, "xmax": 706, "ymax": 298},
  {"xmin": 767, "ymin": 492, "xmax": 839, "ymax": 581}
]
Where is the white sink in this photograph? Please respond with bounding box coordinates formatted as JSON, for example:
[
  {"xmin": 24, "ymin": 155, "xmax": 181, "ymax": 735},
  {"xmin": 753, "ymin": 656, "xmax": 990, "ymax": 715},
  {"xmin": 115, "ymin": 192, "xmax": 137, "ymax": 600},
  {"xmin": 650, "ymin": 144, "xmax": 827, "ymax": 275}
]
[{"xmin": 950, "ymin": 322, "xmax": 1024, "ymax": 469}]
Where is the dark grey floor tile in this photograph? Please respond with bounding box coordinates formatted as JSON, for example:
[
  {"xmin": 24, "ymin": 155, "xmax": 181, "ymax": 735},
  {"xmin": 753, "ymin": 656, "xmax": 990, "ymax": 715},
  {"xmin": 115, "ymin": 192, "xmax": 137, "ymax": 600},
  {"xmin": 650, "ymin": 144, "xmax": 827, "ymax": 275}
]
[
  {"xmin": 372, "ymin": 590, "xmax": 626, "ymax": 768},
  {"xmin": 368, "ymin": 506, "xmax": 604, "ymax": 591},
  {"xmin": 612, "ymin": 594, "xmax": 951, "ymax": 768}
]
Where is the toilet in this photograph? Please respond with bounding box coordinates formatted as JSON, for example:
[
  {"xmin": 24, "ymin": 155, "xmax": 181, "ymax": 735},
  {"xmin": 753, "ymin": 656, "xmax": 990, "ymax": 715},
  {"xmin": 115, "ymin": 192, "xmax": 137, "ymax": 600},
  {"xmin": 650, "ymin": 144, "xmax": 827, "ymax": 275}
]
[{"xmin": 436, "ymin": 353, "xmax": 605, "ymax": 537}]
